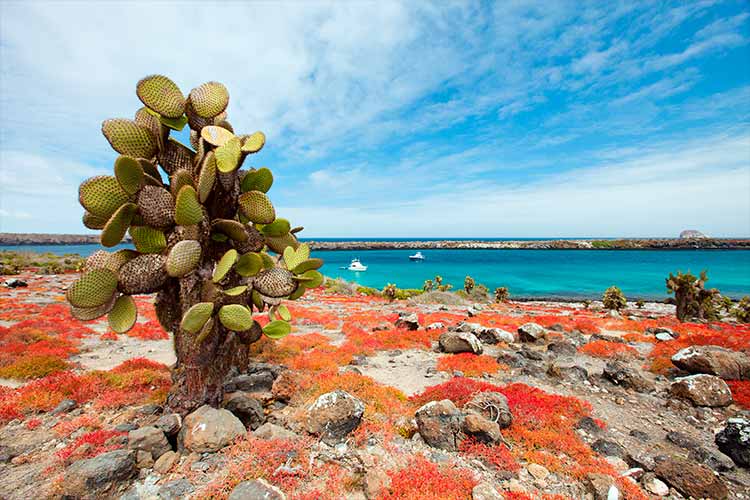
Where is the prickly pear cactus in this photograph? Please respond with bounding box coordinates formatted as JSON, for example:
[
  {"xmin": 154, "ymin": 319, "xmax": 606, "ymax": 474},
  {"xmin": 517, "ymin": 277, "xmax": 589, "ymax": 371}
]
[
  {"xmin": 68, "ymin": 75, "xmax": 323, "ymax": 413},
  {"xmin": 464, "ymin": 276, "xmax": 475, "ymax": 293}
]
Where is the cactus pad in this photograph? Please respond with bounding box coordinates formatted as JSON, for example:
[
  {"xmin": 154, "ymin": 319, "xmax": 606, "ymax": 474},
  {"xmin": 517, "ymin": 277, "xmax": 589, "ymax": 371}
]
[
  {"xmin": 85, "ymin": 250, "xmax": 111, "ymax": 271},
  {"xmin": 296, "ymin": 269, "xmax": 324, "ymax": 288},
  {"xmin": 114, "ymin": 155, "xmax": 144, "ymax": 195},
  {"xmin": 106, "ymin": 249, "xmax": 138, "ymax": 271},
  {"xmin": 283, "ymin": 243, "xmax": 310, "ymax": 270},
  {"xmin": 215, "ymin": 136, "xmax": 242, "ymax": 173},
  {"xmin": 181, "ymin": 302, "xmax": 214, "ymax": 334},
  {"xmin": 138, "ymin": 158, "xmax": 161, "ymax": 180},
  {"xmin": 291, "ymin": 258, "xmax": 324, "ymax": 275},
  {"xmin": 261, "ymin": 218, "xmax": 290, "ymax": 238},
  {"xmin": 83, "ymin": 211, "xmax": 108, "ymax": 230},
  {"xmin": 185, "ymin": 99, "xmax": 213, "ymax": 131},
  {"xmin": 235, "ymin": 225, "xmax": 266, "ymax": 253},
  {"xmin": 70, "ymin": 294, "xmax": 116, "ymax": 321},
  {"xmin": 101, "ymin": 202, "xmax": 137, "ymax": 247},
  {"xmin": 218, "ymin": 304, "xmax": 253, "ymax": 331},
  {"xmin": 265, "ymin": 232, "xmax": 299, "ymax": 254},
  {"xmin": 238, "ymin": 191, "xmax": 275, "ymax": 224},
  {"xmin": 174, "ymin": 185, "xmax": 203, "ymax": 225},
  {"xmin": 189, "ymin": 82, "xmax": 229, "ymax": 118},
  {"xmin": 212, "ymin": 219, "xmax": 248, "ymax": 242},
  {"xmin": 241, "ymin": 167, "xmax": 273, "ymax": 193},
  {"xmin": 108, "ymin": 295, "xmax": 137, "ymax": 333},
  {"xmin": 170, "ymin": 169, "xmax": 195, "ymax": 198},
  {"xmin": 235, "ymin": 252, "xmax": 263, "ymax": 277},
  {"xmin": 197, "ymin": 152, "xmax": 217, "ymax": 203},
  {"xmin": 166, "ymin": 240, "xmax": 202, "ymax": 277},
  {"xmin": 129, "ymin": 225, "xmax": 167, "ymax": 253},
  {"xmin": 241, "ymin": 131, "xmax": 265, "ymax": 154},
  {"xmin": 136, "ymin": 74, "xmax": 185, "ymax": 118},
  {"xmin": 224, "ymin": 285, "xmax": 248, "ymax": 296},
  {"xmin": 263, "ymin": 320, "xmax": 291, "ymax": 339},
  {"xmin": 134, "ymin": 107, "xmax": 162, "ymax": 139},
  {"xmin": 79, "ymin": 176, "xmax": 130, "ymax": 219},
  {"xmin": 137, "ymin": 185, "xmax": 175, "ymax": 228},
  {"xmin": 67, "ymin": 268, "xmax": 119, "ymax": 308},
  {"xmin": 101, "ymin": 118, "xmax": 158, "ymax": 159},
  {"xmin": 212, "ymin": 249, "xmax": 238, "ymax": 283},
  {"xmin": 200, "ymin": 125, "xmax": 234, "ymax": 147},
  {"xmin": 159, "ymin": 138, "xmax": 195, "ymax": 175},
  {"xmin": 118, "ymin": 254, "xmax": 167, "ymax": 294},
  {"xmin": 253, "ymin": 267, "xmax": 297, "ymax": 297}
]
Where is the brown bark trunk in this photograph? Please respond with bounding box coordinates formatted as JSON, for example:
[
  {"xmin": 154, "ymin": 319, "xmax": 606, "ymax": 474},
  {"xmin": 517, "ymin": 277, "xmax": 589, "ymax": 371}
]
[{"xmin": 160, "ymin": 174, "xmax": 250, "ymax": 416}]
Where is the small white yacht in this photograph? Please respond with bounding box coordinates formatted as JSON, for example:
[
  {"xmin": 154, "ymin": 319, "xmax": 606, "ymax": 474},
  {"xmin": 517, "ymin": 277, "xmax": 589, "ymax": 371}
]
[
  {"xmin": 347, "ymin": 258, "xmax": 368, "ymax": 271},
  {"xmin": 409, "ymin": 251, "xmax": 425, "ymax": 261}
]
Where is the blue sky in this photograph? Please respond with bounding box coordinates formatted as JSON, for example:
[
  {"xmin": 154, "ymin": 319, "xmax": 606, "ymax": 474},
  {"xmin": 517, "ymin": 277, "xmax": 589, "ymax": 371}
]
[{"xmin": 1, "ymin": 1, "xmax": 749, "ymax": 237}]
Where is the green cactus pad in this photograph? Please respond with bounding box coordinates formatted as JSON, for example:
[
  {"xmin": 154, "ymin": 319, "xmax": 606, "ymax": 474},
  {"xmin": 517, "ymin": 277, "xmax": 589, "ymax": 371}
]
[
  {"xmin": 83, "ymin": 211, "xmax": 108, "ymax": 230},
  {"xmin": 66, "ymin": 268, "xmax": 119, "ymax": 308},
  {"xmin": 189, "ymin": 82, "xmax": 229, "ymax": 118},
  {"xmin": 159, "ymin": 114, "xmax": 188, "ymax": 131},
  {"xmin": 174, "ymin": 185, "xmax": 203, "ymax": 225},
  {"xmin": 138, "ymin": 158, "xmax": 161, "ymax": 180},
  {"xmin": 114, "ymin": 155, "xmax": 144, "ymax": 195},
  {"xmin": 277, "ymin": 304, "xmax": 291, "ymax": 321},
  {"xmin": 106, "ymin": 249, "xmax": 138, "ymax": 271},
  {"xmin": 70, "ymin": 293, "xmax": 116, "ymax": 321},
  {"xmin": 166, "ymin": 240, "xmax": 202, "ymax": 277},
  {"xmin": 260, "ymin": 252, "xmax": 276, "ymax": 270},
  {"xmin": 235, "ymin": 252, "xmax": 263, "ymax": 277},
  {"xmin": 101, "ymin": 118, "xmax": 158, "ymax": 159},
  {"xmin": 241, "ymin": 167, "xmax": 273, "ymax": 193},
  {"xmin": 137, "ymin": 185, "xmax": 175, "ymax": 228},
  {"xmin": 84, "ymin": 250, "xmax": 111, "ymax": 271},
  {"xmin": 185, "ymin": 99, "xmax": 213, "ymax": 131},
  {"xmin": 196, "ymin": 317, "xmax": 215, "ymax": 344},
  {"xmin": 215, "ymin": 136, "xmax": 242, "ymax": 173},
  {"xmin": 118, "ymin": 254, "xmax": 167, "ymax": 295},
  {"xmin": 211, "ymin": 233, "xmax": 229, "ymax": 243},
  {"xmin": 261, "ymin": 218, "xmax": 290, "ymax": 238},
  {"xmin": 143, "ymin": 173, "xmax": 163, "ymax": 186},
  {"xmin": 291, "ymin": 258, "xmax": 324, "ymax": 275},
  {"xmin": 197, "ymin": 152, "xmax": 217, "ymax": 203},
  {"xmin": 129, "ymin": 225, "xmax": 167, "ymax": 253},
  {"xmin": 224, "ymin": 285, "xmax": 248, "ymax": 296},
  {"xmin": 134, "ymin": 107, "xmax": 162, "ymax": 139},
  {"xmin": 101, "ymin": 202, "xmax": 137, "ymax": 247},
  {"xmin": 159, "ymin": 138, "xmax": 195, "ymax": 175},
  {"xmin": 263, "ymin": 320, "xmax": 291, "ymax": 339},
  {"xmin": 253, "ymin": 267, "xmax": 297, "ymax": 298},
  {"xmin": 218, "ymin": 304, "xmax": 253, "ymax": 331},
  {"xmin": 170, "ymin": 169, "xmax": 195, "ymax": 198},
  {"xmin": 283, "ymin": 243, "xmax": 310, "ymax": 270},
  {"xmin": 288, "ymin": 285, "xmax": 306, "ymax": 301},
  {"xmin": 238, "ymin": 191, "xmax": 275, "ymax": 224},
  {"xmin": 296, "ymin": 269, "xmax": 324, "ymax": 288},
  {"xmin": 108, "ymin": 295, "xmax": 137, "ymax": 333},
  {"xmin": 180, "ymin": 302, "xmax": 214, "ymax": 334},
  {"xmin": 136, "ymin": 75, "xmax": 185, "ymax": 118},
  {"xmin": 212, "ymin": 249, "xmax": 238, "ymax": 283},
  {"xmin": 265, "ymin": 232, "xmax": 300, "ymax": 254},
  {"xmin": 251, "ymin": 290, "xmax": 264, "ymax": 310},
  {"xmin": 79, "ymin": 176, "xmax": 130, "ymax": 219},
  {"xmin": 200, "ymin": 125, "xmax": 234, "ymax": 147},
  {"xmin": 211, "ymin": 219, "xmax": 248, "ymax": 242},
  {"xmin": 215, "ymin": 120, "xmax": 234, "ymax": 133},
  {"xmin": 240, "ymin": 131, "xmax": 266, "ymax": 154}
]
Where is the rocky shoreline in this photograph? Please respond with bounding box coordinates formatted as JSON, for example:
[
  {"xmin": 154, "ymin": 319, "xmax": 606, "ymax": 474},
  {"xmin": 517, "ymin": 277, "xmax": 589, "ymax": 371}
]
[{"xmin": 2, "ymin": 233, "xmax": 749, "ymax": 250}]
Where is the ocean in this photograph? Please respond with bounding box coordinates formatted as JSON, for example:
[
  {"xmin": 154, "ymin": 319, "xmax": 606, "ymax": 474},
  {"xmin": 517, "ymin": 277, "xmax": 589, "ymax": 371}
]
[{"xmin": 2, "ymin": 244, "xmax": 749, "ymax": 299}]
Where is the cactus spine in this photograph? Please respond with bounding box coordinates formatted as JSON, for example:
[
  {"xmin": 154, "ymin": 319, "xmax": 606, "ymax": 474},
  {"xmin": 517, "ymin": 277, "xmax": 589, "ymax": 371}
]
[{"xmin": 66, "ymin": 75, "xmax": 322, "ymax": 414}]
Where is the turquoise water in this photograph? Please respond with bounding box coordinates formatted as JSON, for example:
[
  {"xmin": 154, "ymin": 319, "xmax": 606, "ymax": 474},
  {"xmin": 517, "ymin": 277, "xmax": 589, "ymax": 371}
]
[{"xmin": 3, "ymin": 244, "xmax": 749, "ymax": 299}]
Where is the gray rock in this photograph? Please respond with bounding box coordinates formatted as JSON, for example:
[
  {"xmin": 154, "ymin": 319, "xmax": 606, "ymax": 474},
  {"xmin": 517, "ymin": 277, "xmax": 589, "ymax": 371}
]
[
  {"xmin": 715, "ymin": 417, "xmax": 750, "ymax": 467},
  {"xmin": 115, "ymin": 423, "xmax": 139, "ymax": 432},
  {"xmin": 671, "ymin": 345, "xmax": 750, "ymax": 380},
  {"xmin": 157, "ymin": 478, "xmax": 195, "ymax": 500},
  {"xmin": 438, "ymin": 331, "xmax": 483, "ymax": 354},
  {"xmin": 155, "ymin": 413, "xmax": 182, "ymax": 437},
  {"xmin": 547, "ymin": 340, "xmax": 577, "ymax": 356},
  {"xmin": 576, "ymin": 417, "xmax": 604, "ymax": 435},
  {"xmin": 591, "ymin": 438, "xmax": 627, "ymax": 459},
  {"xmin": 472, "ymin": 481, "xmax": 502, "ymax": 500},
  {"xmin": 253, "ymin": 422, "xmax": 298, "ymax": 440},
  {"xmin": 415, "ymin": 399, "xmax": 464, "ymax": 451},
  {"xmin": 128, "ymin": 426, "xmax": 171, "ymax": 460},
  {"xmin": 51, "ymin": 399, "xmax": 77, "ymax": 415},
  {"xmin": 602, "ymin": 360, "xmax": 654, "ymax": 393},
  {"xmin": 305, "ymin": 390, "xmax": 364, "ymax": 445},
  {"xmin": 62, "ymin": 449, "xmax": 136, "ymax": 498},
  {"xmin": 517, "ymin": 322, "xmax": 545, "ymax": 342},
  {"xmin": 464, "ymin": 391, "xmax": 513, "ymax": 429},
  {"xmin": 224, "ymin": 371, "xmax": 276, "ymax": 393},
  {"xmin": 222, "ymin": 392, "xmax": 265, "ymax": 430},
  {"xmin": 666, "ymin": 431, "xmax": 700, "ymax": 450},
  {"xmin": 462, "ymin": 413, "xmax": 502, "ymax": 444},
  {"xmin": 179, "ymin": 405, "xmax": 246, "ymax": 453},
  {"xmin": 395, "ymin": 312, "xmax": 419, "ymax": 330},
  {"xmin": 679, "ymin": 229, "xmax": 707, "ymax": 239},
  {"xmin": 228, "ymin": 479, "xmax": 285, "ymax": 500}
]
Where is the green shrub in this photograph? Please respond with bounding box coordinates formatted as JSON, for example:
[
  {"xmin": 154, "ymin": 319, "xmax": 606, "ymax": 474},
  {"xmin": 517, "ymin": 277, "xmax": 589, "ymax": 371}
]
[{"xmin": 666, "ymin": 270, "xmax": 721, "ymax": 322}]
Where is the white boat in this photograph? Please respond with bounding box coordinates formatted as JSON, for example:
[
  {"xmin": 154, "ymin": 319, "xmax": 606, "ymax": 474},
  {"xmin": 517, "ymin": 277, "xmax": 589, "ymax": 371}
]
[
  {"xmin": 346, "ymin": 258, "xmax": 368, "ymax": 271},
  {"xmin": 409, "ymin": 251, "xmax": 425, "ymax": 261}
]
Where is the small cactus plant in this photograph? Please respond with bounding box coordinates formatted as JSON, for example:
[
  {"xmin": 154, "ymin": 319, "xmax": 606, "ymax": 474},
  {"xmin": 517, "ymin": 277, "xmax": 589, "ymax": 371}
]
[
  {"xmin": 602, "ymin": 286, "xmax": 627, "ymax": 311},
  {"xmin": 666, "ymin": 270, "xmax": 721, "ymax": 322},
  {"xmin": 66, "ymin": 75, "xmax": 322, "ymax": 414},
  {"xmin": 423, "ymin": 279, "xmax": 433, "ymax": 292},
  {"xmin": 382, "ymin": 283, "xmax": 398, "ymax": 302},
  {"xmin": 464, "ymin": 276, "xmax": 475, "ymax": 294},
  {"xmin": 733, "ymin": 296, "xmax": 750, "ymax": 323},
  {"xmin": 635, "ymin": 299, "xmax": 645, "ymax": 309},
  {"xmin": 494, "ymin": 287, "xmax": 509, "ymax": 302}
]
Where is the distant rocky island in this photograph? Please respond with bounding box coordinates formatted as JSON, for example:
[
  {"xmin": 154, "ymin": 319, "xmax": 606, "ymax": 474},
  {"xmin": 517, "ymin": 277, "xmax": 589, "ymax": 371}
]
[{"xmin": 1, "ymin": 233, "xmax": 749, "ymax": 250}]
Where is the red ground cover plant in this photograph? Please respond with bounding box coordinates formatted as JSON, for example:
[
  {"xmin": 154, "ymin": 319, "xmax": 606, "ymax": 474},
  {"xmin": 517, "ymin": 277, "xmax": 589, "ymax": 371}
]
[
  {"xmin": 56, "ymin": 429, "xmax": 125, "ymax": 463},
  {"xmin": 198, "ymin": 436, "xmax": 350, "ymax": 499},
  {"xmin": 579, "ymin": 340, "xmax": 638, "ymax": 360},
  {"xmin": 124, "ymin": 320, "xmax": 169, "ymax": 340},
  {"xmin": 378, "ymin": 455, "xmax": 477, "ymax": 500},
  {"xmin": 727, "ymin": 380, "xmax": 750, "ymax": 409},
  {"xmin": 436, "ymin": 353, "xmax": 506, "ymax": 377},
  {"xmin": 460, "ymin": 439, "xmax": 519, "ymax": 472},
  {"xmin": 25, "ymin": 418, "xmax": 42, "ymax": 430},
  {"xmin": 53, "ymin": 414, "xmax": 102, "ymax": 437}
]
